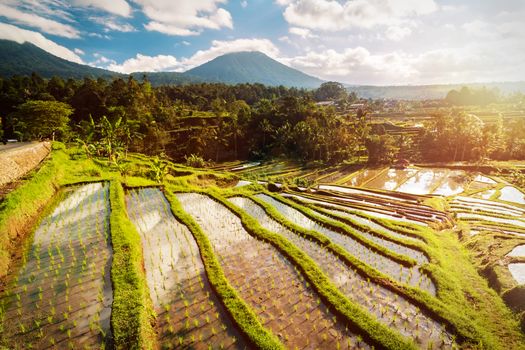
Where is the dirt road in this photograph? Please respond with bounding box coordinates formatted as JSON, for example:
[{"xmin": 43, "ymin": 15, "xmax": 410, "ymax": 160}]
[{"xmin": 0, "ymin": 141, "xmax": 51, "ymax": 187}]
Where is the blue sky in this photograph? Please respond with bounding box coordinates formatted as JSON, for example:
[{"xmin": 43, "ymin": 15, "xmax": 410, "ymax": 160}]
[{"xmin": 0, "ymin": 0, "xmax": 524, "ymax": 85}]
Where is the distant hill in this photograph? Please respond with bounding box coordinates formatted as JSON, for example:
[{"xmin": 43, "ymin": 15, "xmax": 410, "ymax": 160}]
[
  {"xmin": 0, "ymin": 40, "xmax": 323, "ymax": 88},
  {"xmin": 2, "ymin": 39, "xmax": 524, "ymax": 97},
  {"xmin": 347, "ymin": 82, "xmax": 525, "ymax": 100},
  {"xmin": 185, "ymin": 51, "xmax": 324, "ymax": 88},
  {"xmin": 0, "ymin": 39, "xmax": 119, "ymax": 79}
]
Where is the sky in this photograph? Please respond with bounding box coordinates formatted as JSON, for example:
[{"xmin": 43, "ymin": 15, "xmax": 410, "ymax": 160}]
[{"xmin": 0, "ymin": 0, "xmax": 524, "ymax": 85}]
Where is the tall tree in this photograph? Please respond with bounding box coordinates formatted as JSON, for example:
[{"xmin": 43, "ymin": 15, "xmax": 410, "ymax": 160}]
[
  {"xmin": 314, "ymin": 82, "xmax": 347, "ymax": 101},
  {"xmin": 12, "ymin": 100, "xmax": 73, "ymax": 141},
  {"xmin": 365, "ymin": 134, "xmax": 397, "ymax": 165}
]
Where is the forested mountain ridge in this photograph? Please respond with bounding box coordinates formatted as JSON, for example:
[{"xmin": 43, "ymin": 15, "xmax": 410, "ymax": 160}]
[
  {"xmin": 0, "ymin": 40, "xmax": 119, "ymax": 79},
  {"xmin": 0, "ymin": 40, "xmax": 323, "ymax": 88}
]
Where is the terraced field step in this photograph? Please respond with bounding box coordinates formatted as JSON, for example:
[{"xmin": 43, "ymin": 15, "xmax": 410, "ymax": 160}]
[
  {"xmin": 286, "ymin": 194, "xmax": 427, "ymax": 249},
  {"xmin": 229, "ymin": 196, "xmax": 453, "ymax": 349},
  {"xmin": 283, "ymin": 193, "xmax": 427, "ymax": 241},
  {"xmin": 126, "ymin": 188, "xmax": 247, "ymax": 349},
  {"xmin": 176, "ymin": 192, "xmax": 371, "ymax": 349},
  {"xmin": 309, "ymin": 208, "xmax": 428, "ymax": 264},
  {"xmin": 255, "ymin": 194, "xmax": 436, "ymax": 295},
  {"xmin": 452, "ymin": 196, "xmax": 525, "ymax": 215},
  {"xmin": 1, "ymin": 183, "xmax": 112, "ymax": 349},
  {"xmin": 287, "ymin": 191, "xmax": 441, "ymax": 227}
]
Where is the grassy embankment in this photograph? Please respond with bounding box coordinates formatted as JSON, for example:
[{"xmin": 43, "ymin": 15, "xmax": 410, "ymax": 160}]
[{"xmin": 109, "ymin": 180, "xmax": 156, "ymax": 349}]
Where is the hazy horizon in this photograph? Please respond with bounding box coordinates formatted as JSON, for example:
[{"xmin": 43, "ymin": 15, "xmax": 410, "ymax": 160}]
[{"xmin": 1, "ymin": 0, "xmax": 524, "ymax": 86}]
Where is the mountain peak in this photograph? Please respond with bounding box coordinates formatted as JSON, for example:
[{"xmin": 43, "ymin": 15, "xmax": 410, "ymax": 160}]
[
  {"xmin": 222, "ymin": 50, "xmax": 267, "ymax": 55},
  {"xmin": 186, "ymin": 51, "xmax": 323, "ymax": 88}
]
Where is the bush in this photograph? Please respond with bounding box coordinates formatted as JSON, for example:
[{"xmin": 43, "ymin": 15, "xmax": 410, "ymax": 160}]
[
  {"xmin": 68, "ymin": 147, "xmax": 87, "ymax": 160},
  {"xmin": 185, "ymin": 154, "xmax": 206, "ymax": 168},
  {"xmin": 148, "ymin": 156, "xmax": 168, "ymax": 183},
  {"xmin": 291, "ymin": 177, "xmax": 314, "ymax": 188},
  {"xmin": 52, "ymin": 141, "xmax": 66, "ymax": 150}
]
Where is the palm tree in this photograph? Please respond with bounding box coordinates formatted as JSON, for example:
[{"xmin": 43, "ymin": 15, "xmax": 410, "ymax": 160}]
[{"xmin": 259, "ymin": 118, "xmax": 273, "ymax": 149}]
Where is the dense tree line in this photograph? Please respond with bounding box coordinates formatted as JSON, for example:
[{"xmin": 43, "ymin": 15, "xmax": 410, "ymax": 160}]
[
  {"xmin": 1, "ymin": 73, "xmax": 524, "ymax": 165},
  {"xmin": 445, "ymin": 86, "xmax": 499, "ymax": 106},
  {"xmin": 420, "ymin": 112, "xmax": 525, "ymax": 162},
  {"xmin": 0, "ymin": 74, "xmax": 366, "ymax": 163}
]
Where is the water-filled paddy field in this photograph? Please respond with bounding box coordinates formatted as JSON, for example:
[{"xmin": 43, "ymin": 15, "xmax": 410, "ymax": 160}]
[
  {"xmin": 2, "ymin": 152, "xmax": 525, "ymax": 350},
  {"xmin": 1, "ymin": 183, "xmax": 112, "ymax": 349}
]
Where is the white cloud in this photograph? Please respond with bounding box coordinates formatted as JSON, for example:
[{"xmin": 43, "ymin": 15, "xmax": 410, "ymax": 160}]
[
  {"xmin": 89, "ymin": 16, "xmax": 135, "ymax": 32},
  {"xmin": 104, "ymin": 21, "xmax": 135, "ymax": 32},
  {"xmin": 0, "ymin": 3, "xmax": 80, "ymax": 38},
  {"xmin": 282, "ymin": 47, "xmax": 417, "ymax": 84},
  {"xmin": 74, "ymin": 48, "xmax": 85, "ymax": 55},
  {"xmin": 280, "ymin": 40, "xmax": 525, "ymax": 85},
  {"xmin": 241, "ymin": 1, "xmax": 248, "ymax": 8},
  {"xmin": 135, "ymin": 0, "xmax": 233, "ymax": 36},
  {"xmin": 106, "ymin": 53, "xmax": 181, "ymax": 73},
  {"xmin": 409, "ymin": 48, "xmax": 506, "ymax": 84},
  {"xmin": 88, "ymin": 32, "xmax": 111, "ymax": 39},
  {"xmin": 0, "ymin": 22, "xmax": 83, "ymax": 63},
  {"xmin": 14, "ymin": 0, "xmax": 76, "ymax": 23},
  {"xmin": 441, "ymin": 4, "xmax": 466, "ymax": 13},
  {"xmin": 142, "ymin": 22, "xmax": 197, "ymax": 36},
  {"xmin": 462, "ymin": 20, "xmax": 491, "ymax": 37},
  {"xmin": 461, "ymin": 19, "xmax": 525, "ymax": 41},
  {"xmin": 72, "ymin": 0, "xmax": 132, "ymax": 17},
  {"xmin": 103, "ymin": 38, "xmax": 280, "ymax": 73},
  {"xmin": 385, "ymin": 25, "xmax": 412, "ymax": 41},
  {"xmin": 90, "ymin": 53, "xmax": 117, "ymax": 68},
  {"xmin": 280, "ymin": 0, "xmax": 437, "ymax": 31},
  {"xmin": 289, "ymin": 27, "xmax": 318, "ymax": 39},
  {"xmin": 279, "ymin": 35, "xmax": 291, "ymax": 43}
]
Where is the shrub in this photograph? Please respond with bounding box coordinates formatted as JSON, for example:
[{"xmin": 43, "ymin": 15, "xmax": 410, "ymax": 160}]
[{"xmin": 185, "ymin": 154, "xmax": 206, "ymax": 168}]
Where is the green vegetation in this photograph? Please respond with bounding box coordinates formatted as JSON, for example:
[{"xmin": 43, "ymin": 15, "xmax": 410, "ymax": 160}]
[
  {"xmin": 12, "ymin": 100, "xmax": 72, "ymax": 141},
  {"xmin": 0, "ymin": 142, "xmax": 68, "ymax": 277},
  {"xmin": 1, "ymin": 56, "xmax": 525, "ymax": 349},
  {"xmin": 445, "ymin": 86, "xmax": 499, "ymax": 106},
  {"xmin": 2, "ymin": 70, "xmax": 525, "ymax": 167},
  {"xmin": 1, "ymin": 144, "xmax": 524, "ymax": 349},
  {"xmin": 109, "ymin": 180, "xmax": 156, "ymax": 349}
]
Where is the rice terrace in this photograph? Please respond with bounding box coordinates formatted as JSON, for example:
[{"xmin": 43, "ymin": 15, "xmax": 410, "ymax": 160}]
[
  {"xmin": 1, "ymin": 143, "xmax": 525, "ymax": 350},
  {"xmin": 1, "ymin": 0, "xmax": 525, "ymax": 349}
]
